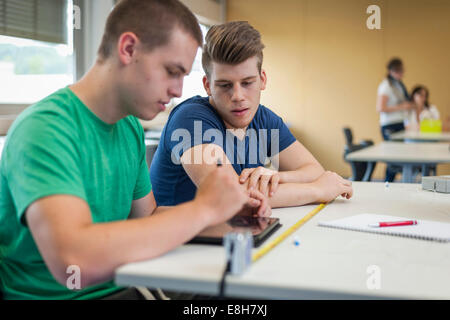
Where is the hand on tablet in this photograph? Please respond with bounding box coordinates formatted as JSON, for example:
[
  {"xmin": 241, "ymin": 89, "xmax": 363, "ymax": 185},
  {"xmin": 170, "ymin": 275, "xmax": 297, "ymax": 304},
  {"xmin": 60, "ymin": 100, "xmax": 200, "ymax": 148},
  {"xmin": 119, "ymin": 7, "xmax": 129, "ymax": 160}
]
[
  {"xmin": 237, "ymin": 188, "xmax": 272, "ymax": 218},
  {"xmin": 195, "ymin": 166, "xmax": 250, "ymax": 226}
]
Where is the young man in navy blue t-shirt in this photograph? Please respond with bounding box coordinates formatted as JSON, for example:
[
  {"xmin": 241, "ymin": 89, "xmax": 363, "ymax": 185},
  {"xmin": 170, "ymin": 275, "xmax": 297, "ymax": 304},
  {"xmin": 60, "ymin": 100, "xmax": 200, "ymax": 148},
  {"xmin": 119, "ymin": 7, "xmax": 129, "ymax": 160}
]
[{"xmin": 150, "ymin": 21, "xmax": 353, "ymax": 207}]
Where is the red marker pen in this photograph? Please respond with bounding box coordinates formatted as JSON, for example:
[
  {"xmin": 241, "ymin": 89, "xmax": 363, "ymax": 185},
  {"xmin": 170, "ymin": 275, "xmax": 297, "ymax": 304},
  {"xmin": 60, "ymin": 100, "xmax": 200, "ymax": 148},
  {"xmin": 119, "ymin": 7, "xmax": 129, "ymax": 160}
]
[{"xmin": 369, "ymin": 220, "xmax": 418, "ymax": 228}]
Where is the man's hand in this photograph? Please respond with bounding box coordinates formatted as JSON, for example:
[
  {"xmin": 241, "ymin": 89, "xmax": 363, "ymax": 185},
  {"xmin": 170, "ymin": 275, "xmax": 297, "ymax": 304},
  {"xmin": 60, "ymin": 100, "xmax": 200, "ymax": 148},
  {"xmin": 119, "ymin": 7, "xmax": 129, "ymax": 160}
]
[
  {"xmin": 310, "ymin": 171, "xmax": 353, "ymax": 203},
  {"xmin": 195, "ymin": 166, "xmax": 270, "ymax": 226},
  {"xmin": 238, "ymin": 188, "xmax": 272, "ymax": 218},
  {"xmin": 239, "ymin": 167, "xmax": 280, "ymax": 197}
]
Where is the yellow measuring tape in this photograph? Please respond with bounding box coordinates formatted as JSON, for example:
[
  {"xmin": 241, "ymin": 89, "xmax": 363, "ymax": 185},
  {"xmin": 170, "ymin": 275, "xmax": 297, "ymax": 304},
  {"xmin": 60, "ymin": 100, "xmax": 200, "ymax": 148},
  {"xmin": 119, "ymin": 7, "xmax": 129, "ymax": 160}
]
[{"xmin": 252, "ymin": 203, "xmax": 328, "ymax": 262}]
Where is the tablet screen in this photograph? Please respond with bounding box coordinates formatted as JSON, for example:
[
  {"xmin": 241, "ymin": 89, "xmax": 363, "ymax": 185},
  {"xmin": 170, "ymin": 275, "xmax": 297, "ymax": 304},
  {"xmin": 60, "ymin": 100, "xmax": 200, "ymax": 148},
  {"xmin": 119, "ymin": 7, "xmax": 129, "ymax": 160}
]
[{"xmin": 188, "ymin": 215, "xmax": 281, "ymax": 247}]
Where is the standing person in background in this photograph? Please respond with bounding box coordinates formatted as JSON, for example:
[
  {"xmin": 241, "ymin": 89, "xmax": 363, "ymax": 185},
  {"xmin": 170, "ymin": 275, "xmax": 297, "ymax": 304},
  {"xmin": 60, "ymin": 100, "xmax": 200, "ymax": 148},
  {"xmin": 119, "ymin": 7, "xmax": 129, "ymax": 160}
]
[
  {"xmin": 376, "ymin": 58, "xmax": 414, "ymax": 139},
  {"xmin": 376, "ymin": 58, "xmax": 415, "ymax": 182}
]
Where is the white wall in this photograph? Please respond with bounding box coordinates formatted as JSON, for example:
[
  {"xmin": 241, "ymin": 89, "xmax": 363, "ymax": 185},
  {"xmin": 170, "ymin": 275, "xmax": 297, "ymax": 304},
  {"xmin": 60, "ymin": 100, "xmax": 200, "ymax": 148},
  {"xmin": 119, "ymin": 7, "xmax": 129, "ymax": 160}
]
[
  {"xmin": 180, "ymin": 0, "xmax": 226, "ymax": 25},
  {"xmin": 75, "ymin": 0, "xmax": 115, "ymax": 79}
]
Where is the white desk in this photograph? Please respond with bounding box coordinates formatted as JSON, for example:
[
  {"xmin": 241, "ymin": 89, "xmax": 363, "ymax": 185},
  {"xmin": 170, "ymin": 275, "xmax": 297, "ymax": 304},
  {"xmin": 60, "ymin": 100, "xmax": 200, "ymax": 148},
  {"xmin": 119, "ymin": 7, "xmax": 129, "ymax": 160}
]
[
  {"xmin": 346, "ymin": 142, "xmax": 450, "ymax": 183},
  {"xmin": 390, "ymin": 131, "xmax": 450, "ymax": 142},
  {"xmin": 115, "ymin": 182, "xmax": 450, "ymax": 299}
]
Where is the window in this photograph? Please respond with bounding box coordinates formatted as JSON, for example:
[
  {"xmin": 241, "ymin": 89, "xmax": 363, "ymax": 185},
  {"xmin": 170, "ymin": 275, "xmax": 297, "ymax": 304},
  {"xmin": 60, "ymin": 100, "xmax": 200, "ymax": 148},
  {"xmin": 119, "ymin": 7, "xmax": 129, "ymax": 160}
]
[
  {"xmin": 142, "ymin": 23, "xmax": 210, "ymax": 129},
  {"xmin": 0, "ymin": 0, "xmax": 74, "ymax": 105},
  {"xmin": 172, "ymin": 23, "xmax": 209, "ymax": 106}
]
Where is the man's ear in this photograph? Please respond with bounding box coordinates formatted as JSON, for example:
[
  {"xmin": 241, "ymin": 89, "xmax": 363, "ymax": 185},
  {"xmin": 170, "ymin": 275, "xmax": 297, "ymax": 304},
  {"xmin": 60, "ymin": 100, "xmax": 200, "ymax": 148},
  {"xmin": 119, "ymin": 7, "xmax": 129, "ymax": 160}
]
[
  {"xmin": 203, "ymin": 75, "xmax": 212, "ymax": 96},
  {"xmin": 260, "ymin": 69, "xmax": 267, "ymax": 91},
  {"xmin": 117, "ymin": 32, "xmax": 139, "ymax": 65}
]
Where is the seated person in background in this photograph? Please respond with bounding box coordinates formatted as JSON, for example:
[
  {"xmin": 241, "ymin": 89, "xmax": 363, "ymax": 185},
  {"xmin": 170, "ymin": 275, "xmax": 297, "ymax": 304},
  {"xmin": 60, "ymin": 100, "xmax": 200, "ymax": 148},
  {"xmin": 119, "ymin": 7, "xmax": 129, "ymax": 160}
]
[
  {"xmin": 405, "ymin": 85, "xmax": 440, "ymax": 131},
  {"xmin": 150, "ymin": 21, "xmax": 353, "ymax": 209}
]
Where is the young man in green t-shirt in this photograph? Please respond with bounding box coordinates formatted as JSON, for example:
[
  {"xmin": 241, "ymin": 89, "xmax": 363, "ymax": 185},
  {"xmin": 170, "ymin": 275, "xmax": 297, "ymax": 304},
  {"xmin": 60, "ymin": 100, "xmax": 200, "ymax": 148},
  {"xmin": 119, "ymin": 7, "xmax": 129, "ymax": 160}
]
[{"xmin": 0, "ymin": 0, "xmax": 269, "ymax": 300}]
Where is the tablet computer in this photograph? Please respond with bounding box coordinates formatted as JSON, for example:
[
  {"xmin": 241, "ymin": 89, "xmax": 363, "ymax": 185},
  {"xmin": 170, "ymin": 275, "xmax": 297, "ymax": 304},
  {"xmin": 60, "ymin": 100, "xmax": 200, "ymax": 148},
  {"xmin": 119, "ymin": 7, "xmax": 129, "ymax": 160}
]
[{"xmin": 187, "ymin": 215, "xmax": 282, "ymax": 248}]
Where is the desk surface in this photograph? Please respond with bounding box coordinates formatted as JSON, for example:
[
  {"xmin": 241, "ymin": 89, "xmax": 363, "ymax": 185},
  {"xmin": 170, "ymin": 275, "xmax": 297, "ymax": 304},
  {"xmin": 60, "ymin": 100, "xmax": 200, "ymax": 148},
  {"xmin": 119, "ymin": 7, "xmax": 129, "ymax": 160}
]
[
  {"xmin": 115, "ymin": 182, "xmax": 450, "ymax": 299},
  {"xmin": 346, "ymin": 141, "xmax": 450, "ymax": 164},
  {"xmin": 390, "ymin": 131, "xmax": 450, "ymax": 142}
]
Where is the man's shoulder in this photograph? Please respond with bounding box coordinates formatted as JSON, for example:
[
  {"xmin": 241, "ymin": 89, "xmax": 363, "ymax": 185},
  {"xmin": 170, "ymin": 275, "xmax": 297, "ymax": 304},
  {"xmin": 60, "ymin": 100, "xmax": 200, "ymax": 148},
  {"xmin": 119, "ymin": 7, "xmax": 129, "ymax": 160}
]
[
  {"xmin": 166, "ymin": 96, "xmax": 222, "ymax": 129},
  {"xmin": 252, "ymin": 104, "xmax": 284, "ymax": 127},
  {"xmin": 1, "ymin": 88, "xmax": 84, "ymax": 174},
  {"xmin": 8, "ymin": 87, "xmax": 78, "ymax": 138},
  {"xmin": 170, "ymin": 96, "xmax": 215, "ymax": 116},
  {"xmin": 28, "ymin": 86, "xmax": 76, "ymax": 115},
  {"xmin": 256, "ymin": 104, "xmax": 280, "ymax": 118}
]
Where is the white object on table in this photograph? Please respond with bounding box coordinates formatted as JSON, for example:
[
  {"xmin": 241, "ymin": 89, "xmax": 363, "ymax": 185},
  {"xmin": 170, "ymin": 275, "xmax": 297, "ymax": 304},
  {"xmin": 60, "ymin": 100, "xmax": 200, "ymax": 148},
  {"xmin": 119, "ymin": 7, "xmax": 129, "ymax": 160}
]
[
  {"xmin": 115, "ymin": 182, "xmax": 450, "ymax": 299},
  {"xmin": 318, "ymin": 213, "xmax": 450, "ymax": 242}
]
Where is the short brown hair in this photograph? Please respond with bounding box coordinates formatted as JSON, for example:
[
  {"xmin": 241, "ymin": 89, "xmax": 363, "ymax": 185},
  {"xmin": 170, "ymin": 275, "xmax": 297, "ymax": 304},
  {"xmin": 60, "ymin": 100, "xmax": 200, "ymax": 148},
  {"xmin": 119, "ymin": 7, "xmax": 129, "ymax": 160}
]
[
  {"xmin": 98, "ymin": 0, "xmax": 203, "ymax": 60},
  {"xmin": 202, "ymin": 21, "xmax": 265, "ymax": 78}
]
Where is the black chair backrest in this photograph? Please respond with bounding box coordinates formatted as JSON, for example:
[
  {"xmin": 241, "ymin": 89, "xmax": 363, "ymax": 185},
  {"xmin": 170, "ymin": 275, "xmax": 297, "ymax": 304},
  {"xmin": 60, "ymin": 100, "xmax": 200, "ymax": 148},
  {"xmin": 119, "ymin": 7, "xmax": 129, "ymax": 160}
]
[
  {"xmin": 342, "ymin": 128, "xmax": 376, "ymax": 181},
  {"xmin": 343, "ymin": 127, "xmax": 353, "ymax": 147},
  {"xmin": 343, "ymin": 144, "xmax": 376, "ymax": 181}
]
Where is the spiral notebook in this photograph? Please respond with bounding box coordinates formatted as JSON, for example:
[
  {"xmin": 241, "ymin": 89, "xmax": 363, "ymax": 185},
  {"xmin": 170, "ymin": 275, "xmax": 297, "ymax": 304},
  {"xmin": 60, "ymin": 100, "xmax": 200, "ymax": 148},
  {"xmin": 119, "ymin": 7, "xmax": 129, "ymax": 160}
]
[{"xmin": 318, "ymin": 214, "xmax": 450, "ymax": 242}]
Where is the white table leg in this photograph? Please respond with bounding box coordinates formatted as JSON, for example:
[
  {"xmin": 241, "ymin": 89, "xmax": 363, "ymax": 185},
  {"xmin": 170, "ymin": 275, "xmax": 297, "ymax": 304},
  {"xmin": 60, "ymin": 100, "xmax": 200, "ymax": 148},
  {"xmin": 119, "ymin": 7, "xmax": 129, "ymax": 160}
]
[
  {"xmin": 362, "ymin": 162, "xmax": 375, "ymax": 182},
  {"xmin": 402, "ymin": 164, "xmax": 414, "ymax": 183}
]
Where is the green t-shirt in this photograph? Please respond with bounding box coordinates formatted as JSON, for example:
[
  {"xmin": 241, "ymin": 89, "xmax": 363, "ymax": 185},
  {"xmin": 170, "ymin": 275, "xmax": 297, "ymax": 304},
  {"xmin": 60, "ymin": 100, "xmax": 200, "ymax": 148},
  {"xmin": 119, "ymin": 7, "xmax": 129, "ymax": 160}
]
[{"xmin": 0, "ymin": 87, "xmax": 152, "ymax": 299}]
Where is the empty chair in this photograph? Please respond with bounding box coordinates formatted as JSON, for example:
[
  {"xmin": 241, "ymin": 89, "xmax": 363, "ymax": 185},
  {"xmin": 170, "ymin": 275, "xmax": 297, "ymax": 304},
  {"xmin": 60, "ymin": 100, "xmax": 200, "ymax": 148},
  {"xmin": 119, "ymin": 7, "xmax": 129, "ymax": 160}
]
[
  {"xmin": 343, "ymin": 127, "xmax": 373, "ymax": 148},
  {"xmin": 343, "ymin": 127, "xmax": 376, "ymax": 181}
]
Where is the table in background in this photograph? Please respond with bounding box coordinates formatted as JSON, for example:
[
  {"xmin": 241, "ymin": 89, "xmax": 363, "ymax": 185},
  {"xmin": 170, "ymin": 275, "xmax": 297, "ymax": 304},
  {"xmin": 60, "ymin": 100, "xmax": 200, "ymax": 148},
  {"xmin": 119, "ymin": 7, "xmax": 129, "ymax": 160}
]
[
  {"xmin": 115, "ymin": 182, "xmax": 450, "ymax": 299},
  {"xmin": 346, "ymin": 142, "xmax": 450, "ymax": 183},
  {"xmin": 390, "ymin": 131, "xmax": 450, "ymax": 143}
]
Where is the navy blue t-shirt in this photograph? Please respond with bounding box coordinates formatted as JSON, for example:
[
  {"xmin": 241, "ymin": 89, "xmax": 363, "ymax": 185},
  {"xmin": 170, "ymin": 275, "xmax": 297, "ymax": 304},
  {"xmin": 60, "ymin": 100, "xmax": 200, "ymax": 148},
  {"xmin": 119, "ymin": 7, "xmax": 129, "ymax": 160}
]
[{"xmin": 150, "ymin": 96, "xmax": 296, "ymax": 206}]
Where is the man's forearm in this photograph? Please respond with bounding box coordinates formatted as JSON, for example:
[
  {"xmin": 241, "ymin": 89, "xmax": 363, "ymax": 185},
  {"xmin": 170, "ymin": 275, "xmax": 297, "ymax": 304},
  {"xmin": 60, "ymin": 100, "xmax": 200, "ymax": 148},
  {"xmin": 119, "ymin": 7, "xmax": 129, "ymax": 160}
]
[
  {"xmin": 66, "ymin": 201, "xmax": 210, "ymax": 288},
  {"xmin": 268, "ymin": 182, "xmax": 320, "ymax": 208},
  {"xmin": 151, "ymin": 206, "xmax": 172, "ymax": 215},
  {"xmin": 279, "ymin": 163, "xmax": 324, "ymax": 184},
  {"xmin": 268, "ymin": 171, "xmax": 353, "ymax": 208},
  {"xmin": 238, "ymin": 167, "xmax": 322, "ymax": 208}
]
